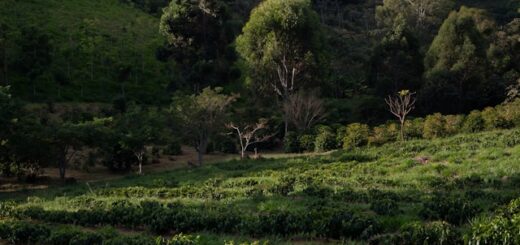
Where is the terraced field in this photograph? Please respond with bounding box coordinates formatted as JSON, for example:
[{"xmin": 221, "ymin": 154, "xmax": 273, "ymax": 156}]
[{"xmin": 2, "ymin": 129, "xmax": 520, "ymax": 244}]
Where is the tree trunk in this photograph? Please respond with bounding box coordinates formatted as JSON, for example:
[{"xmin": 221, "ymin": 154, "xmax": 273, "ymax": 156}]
[
  {"xmin": 240, "ymin": 149, "xmax": 246, "ymax": 159},
  {"xmin": 138, "ymin": 155, "xmax": 143, "ymax": 175},
  {"xmin": 59, "ymin": 156, "xmax": 66, "ymax": 180},
  {"xmin": 2, "ymin": 47, "xmax": 7, "ymax": 85},
  {"xmin": 197, "ymin": 139, "xmax": 208, "ymax": 166},
  {"xmin": 284, "ymin": 115, "xmax": 289, "ymax": 136},
  {"xmin": 197, "ymin": 150, "xmax": 204, "ymax": 166},
  {"xmin": 400, "ymin": 121, "xmax": 405, "ymax": 141}
]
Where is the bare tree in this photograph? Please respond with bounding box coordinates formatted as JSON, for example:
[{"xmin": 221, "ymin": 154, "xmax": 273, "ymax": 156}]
[
  {"xmin": 284, "ymin": 90, "xmax": 326, "ymax": 132},
  {"xmin": 227, "ymin": 119, "xmax": 272, "ymax": 159},
  {"xmin": 385, "ymin": 90, "xmax": 416, "ymax": 141},
  {"xmin": 273, "ymin": 55, "xmax": 303, "ymax": 135}
]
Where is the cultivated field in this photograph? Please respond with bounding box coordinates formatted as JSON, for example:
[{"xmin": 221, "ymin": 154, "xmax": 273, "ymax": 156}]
[{"xmin": 1, "ymin": 128, "xmax": 520, "ymax": 244}]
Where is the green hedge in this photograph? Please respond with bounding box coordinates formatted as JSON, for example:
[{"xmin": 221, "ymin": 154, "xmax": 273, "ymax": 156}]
[
  {"xmin": 286, "ymin": 100, "xmax": 520, "ymax": 152},
  {"xmin": 12, "ymin": 202, "xmax": 378, "ymax": 240},
  {"xmin": 0, "ymin": 221, "xmax": 200, "ymax": 245}
]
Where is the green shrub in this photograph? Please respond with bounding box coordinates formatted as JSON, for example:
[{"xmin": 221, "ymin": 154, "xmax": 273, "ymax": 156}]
[
  {"xmin": 164, "ymin": 140, "xmax": 182, "ymax": 155},
  {"xmin": 481, "ymin": 107, "xmax": 510, "ymax": 130},
  {"xmin": 335, "ymin": 126, "xmax": 347, "ymax": 148},
  {"xmin": 0, "ymin": 222, "xmax": 50, "ymax": 244},
  {"xmin": 369, "ymin": 124, "xmax": 398, "ymax": 146},
  {"xmin": 444, "ymin": 114, "xmax": 465, "ymax": 136},
  {"xmin": 343, "ymin": 123, "xmax": 370, "ymax": 150},
  {"xmin": 419, "ymin": 194, "xmax": 481, "ymax": 225},
  {"xmin": 369, "ymin": 125, "xmax": 389, "ymax": 146},
  {"xmin": 497, "ymin": 100, "xmax": 520, "ymax": 127},
  {"xmin": 156, "ymin": 233, "xmax": 200, "ymax": 245},
  {"xmin": 47, "ymin": 226, "xmax": 84, "ymax": 245},
  {"xmin": 0, "ymin": 201, "xmax": 15, "ymax": 217},
  {"xmin": 462, "ymin": 110, "xmax": 485, "ymax": 133},
  {"xmin": 400, "ymin": 221, "xmax": 461, "ymax": 245},
  {"xmin": 283, "ymin": 131, "xmax": 301, "ymax": 153},
  {"xmin": 370, "ymin": 198, "xmax": 399, "ymax": 215},
  {"xmin": 303, "ymin": 184, "xmax": 333, "ymax": 198},
  {"xmin": 314, "ymin": 126, "xmax": 336, "ymax": 152},
  {"xmin": 298, "ymin": 134, "xmax": 315, "ymax": 152},
  {"xmin": 338, "ymin": 152, "xmax": 375, "ymax": 162},
  {"xmin": 405, "ymin": 118, "xmax": 424, "ymax": 139},
  {"xmin": 423, "ymin": 113, "xmax": 446, "ymax": 139},
  {"xmin": 270, "ymin": 175, "xmax": 296, "ymax": 196}
]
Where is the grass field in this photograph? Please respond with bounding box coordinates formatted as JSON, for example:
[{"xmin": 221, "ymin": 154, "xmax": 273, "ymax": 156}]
[
  {"xmin": 1, "ymin": 128, "xmax": 520, "ymax": 244},
  {"xmin": 0, "ymin": 0, "xmax": 169, "ymax": 103}
]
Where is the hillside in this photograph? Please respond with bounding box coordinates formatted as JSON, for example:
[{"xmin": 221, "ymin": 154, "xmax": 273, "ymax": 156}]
[
  {"xmin": 0, "ymin": 0, "xmax": 517, "ymax": 106},
  {"xmin": 0, "ymin": 0, "xmax": 169, "ymax": 103},
  {"xmin": 2, "ymin": 128, "xmax": 520, "ymax": 244}
]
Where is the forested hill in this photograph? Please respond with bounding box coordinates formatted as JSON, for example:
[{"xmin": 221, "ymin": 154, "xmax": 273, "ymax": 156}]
[
  {"xmin": 0, "ymin": 0, "xmax": 169, "ymax": 104},
  {"xmin": 0, "ymin": 0, "xmax": 518, "ymax": 107}
]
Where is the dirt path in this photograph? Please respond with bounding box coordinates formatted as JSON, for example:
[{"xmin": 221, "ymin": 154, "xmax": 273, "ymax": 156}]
[
  {"xmin": 0, "ymin": 146, "xmax": 235, "ymax": 193},
  {"xmin": 0, "ymin": 147, "xmax": 332, "ymax": 193}
]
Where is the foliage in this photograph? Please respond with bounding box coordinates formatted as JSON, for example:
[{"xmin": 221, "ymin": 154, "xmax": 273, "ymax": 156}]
[
  {"xmin": 423, "ymin": 7, "xmax": 499, "ymax": 114},
  {"xmin": 172, "ymin": 87, "xmax": 237, "ymax": 165},
  {"xmin": 462, "ymin": 110, "xmax": 485, "ymax": 133},
  {"xmin": 283, "ymin": 131, "xmax": 301, "ymax": 153},
  {"xmin": 369, "ymin": 125, "xmax": 395, "ymax": 146},
  {"xmin": 343, "ymin": 123, "xmax": 370, "ymax": 150},
  {"xmin": 443, "ymin": 114, "xmax": 465, "ymax": 136},
  {"xmin": 236, "ymin": 0, "xmax": 324, "ymax": 93},
  {"xmin": 0, "ymin": 0, "xmax": 169, "ymax": 103},
  {"xmin": 297, "ymin": 134, "xmax": 315, "ymax": 152},
  {"xmin": 467, "ymin": 198, "xmax": 520, "ymax": 244},
  {"xmin": 423, "ymin": 113, "xmax": 446, "ymax": 139},
  {"xmin": 368, "ymin": 17, "xmax": 423, "ymax": 97},
  {"xmin": 159, "ymin": 0, "xmax": 239, "ymax": 90},
  {"xmin": 419, "ymin": 194, "xmax": 481, "ymax": 225},
  {"xmin": 3, "ymin": 127, "xmax": 520, "ymax": 243},
  {"xmin": 313, "ymin": 125, "xmax": 336, "ymax": 152},
  {"xmin": 481, "ymin": 106, "xmax": 510, "ymax": 130},
  {"xmin": 399, "ymin": 221, "xmax": 462, "ymax": 245},
  {"xmin": 376, "ymin": 0, "xmax": 455, "ymax": 42},
  {"xmin": 163, "ymin": 140, "xmax": 182, "ymax": 156}
]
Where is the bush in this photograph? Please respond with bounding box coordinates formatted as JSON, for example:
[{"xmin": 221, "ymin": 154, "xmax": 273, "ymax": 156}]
[
  {"xmin": 298, "ymin": 134, "xmax": 315, "ymax": 152},
  {"xmin": 467, "ymin": 198, "xmax": 520, "ymax": 244},
  {"xmin": 462, "ymin": 110, "xmax": 485, "ymax": 133},
  {"xmin": 283, "ymin": 132, "xmax": 301, "ymax": 153},
  {"xmin": 419, "ymin": 194, "xmax": 481, "ymax": 225},
  {"xmin": 314, "ymin": 126, "xmax": 336, "ymax": 152},
  {"xmin": 481, "ymin": 107, "xmax": 510, "ymax": 130},
  {"xmin": 343, "ymin": 123, "xmax": 370, "ymax": 150},
  {"xmin": 211, "ymin": 134, "xmax": 238, "ymax": 154},
  {"xmin": 400, "ymin": 221, "xmax": 461, "ymax": 245},
  {"xmin": 497, "ymin": 100, "xmax": 520, "ymax": 127},
  {"xmin": 444, "ymin": 115, "xmax": 465, "ymax": 136},
  {"xmin": 335, "ymin": 126, "xmax": 347, "ymax": 148},
  {"xmin": 164, "ymin": 140, "xmax": 182, "ymax": 155},
  {"xmin": 156, "ymin": 233, "xmax": 200, "ymax": 245},
  {"xmin": 369, "ymin": 124, "xmax": 398, "ymax": 146},
  {"xmin": 405, "ymin": 118, "xmax": 424, "ymax": 139},
  {"xmin": 423, "ymin": 113, "xmax": 446, "ymax": 139},
  {"xmin": 370, "ymin": 198, "xmax": 399, "ymax": 215},
  {"xmin": 0, "ymin": 222, "xmax": 50, "ymax": 244}
]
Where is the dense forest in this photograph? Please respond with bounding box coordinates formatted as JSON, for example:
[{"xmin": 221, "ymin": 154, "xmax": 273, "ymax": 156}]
[{"xmin": 0, "ymin": 0, "xmax": 520, "ymax": 244}]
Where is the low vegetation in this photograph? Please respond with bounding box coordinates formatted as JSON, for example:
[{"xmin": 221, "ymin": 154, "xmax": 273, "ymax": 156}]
[{"xmin": 2, "ymin": 128, "xmax": 520, "ymax": 244}]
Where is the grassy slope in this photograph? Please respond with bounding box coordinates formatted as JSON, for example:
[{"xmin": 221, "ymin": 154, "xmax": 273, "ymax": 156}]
[
  {"xmin": 0, "ymin": 0, "xmax": 169, "ymax": 103},
  {"xmin": 2, "ymin": 128, "xmax": 520, "ymax": 243}
]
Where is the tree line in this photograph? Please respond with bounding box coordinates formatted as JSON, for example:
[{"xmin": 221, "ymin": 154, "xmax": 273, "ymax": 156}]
[{"xmin": 0, "ymin": 0, "xmax": 518, "ymax": 182}]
